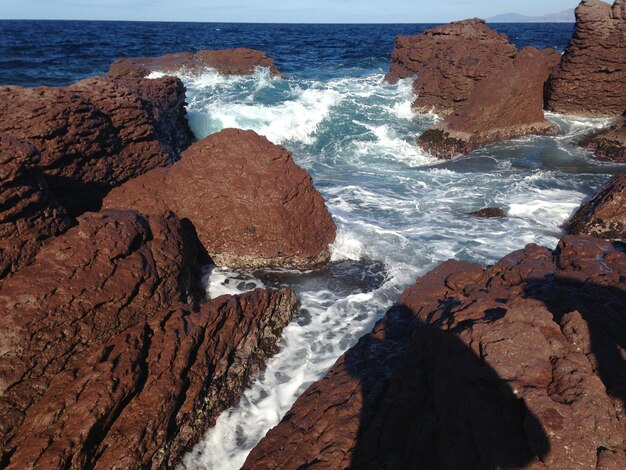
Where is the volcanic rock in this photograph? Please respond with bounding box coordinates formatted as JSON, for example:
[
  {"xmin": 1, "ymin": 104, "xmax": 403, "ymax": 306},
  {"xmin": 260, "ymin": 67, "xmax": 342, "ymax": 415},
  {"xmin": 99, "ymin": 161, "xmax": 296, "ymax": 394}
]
[
  {"xmin": 580, "ymin": 112, "xmax": 626, "ymax": 162},
  {"xmin": 0, "ymin": 209, "xmax": 205, "ymax": 454},
  {"xmin": 0, "ymin": 134, "xmax": 72, "ymax": 280},
  {"xmin": 0, "ymin": 74, "xmax": 192, "ymax": 216},
  {"xmin": 568, "ymin": 171, "xmax": 626, "ymax": 239},
  {"xmin": 244, "ymin": 236, "xmax": 626, "ymax": 469},
  {"xmin": 4, "ymin": 288, "xmax": 298, "ymax": 469},
  {"xmin": 109, "ymin": 48, "xmax": 283, "ymax": 79},
  {"xmin": 103, "ymin": 128, "xmax": 336, "ymax": 269},
  {"xmin": 385, "ymin": 19, "xmax": 518, "ymax": 116},
  {"xmin": 545, "ymin": 0, "xmax": 626, "ymax": 117},
  {"xmin": 418, "ymin": 47, "xmax": 560, "ymax": 159},
  {"xmin": 467, "ymin": 207, "xmax": 507, "ymax": 218}
]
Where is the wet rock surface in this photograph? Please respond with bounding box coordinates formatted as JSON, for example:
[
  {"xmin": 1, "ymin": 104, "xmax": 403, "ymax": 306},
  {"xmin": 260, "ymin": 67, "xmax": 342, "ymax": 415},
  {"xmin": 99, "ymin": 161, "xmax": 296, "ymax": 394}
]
[
  {"xmin": 0, "ymin": 74, "xmax": 192, "ymax": 216},
  {"xmin": 4, "ymin": 288, "xmax": 298, "ymax": 469},
  {"xmin": 244, "ymin": 236, "xmax": 626, "ymax": 469},
  {"xmin": 104, "ymin": 128, "xmax": 336, "ymax": 269},
  {"xmin": 0, "ymin": 134, "xmax": 72, "ymax": 280},
  {"xmin": 467, "ymin": 207, "xmax": 507, "ymax": 218},
  {"xmin": 418, "ymin": 47, "xmax": 560, "ymax": 159},
  {"xmin": 545, "ymin": 0, "xmax": 626, "ymax": 117},
  {"xmin": 568, "ymin": 171, "xmax": 626, "ymax": 239},
  {"xmin": 580, "ymin": 113, "xmax": 626, "ymax": 162},
  {"xmin": 109, "ymin": 48, "xmax": 283, "ymax": 79}
]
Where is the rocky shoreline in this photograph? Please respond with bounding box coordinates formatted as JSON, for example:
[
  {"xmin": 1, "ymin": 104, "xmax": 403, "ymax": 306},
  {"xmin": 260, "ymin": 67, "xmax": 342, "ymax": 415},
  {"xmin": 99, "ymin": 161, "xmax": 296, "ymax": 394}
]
[{"xmin": 1, "ymin": 1, "xmax": 625, "ymax": 468}]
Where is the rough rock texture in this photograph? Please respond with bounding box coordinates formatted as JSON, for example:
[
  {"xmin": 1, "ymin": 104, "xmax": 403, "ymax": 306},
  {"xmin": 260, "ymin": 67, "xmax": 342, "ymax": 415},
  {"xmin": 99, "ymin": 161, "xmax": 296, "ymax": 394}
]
[
  {"xmin": 0, "ymin": 134, "xmax": 72, "ymax": 280},
  {"xmin": 109, "ymin": 48, "xmax": 283, "ymax": 79},
  {"xmin": 418, "ymin": 47, "xmax": 560, "ymax": 159},
  {"xmin": 104, "ymin": 128, "xmax": 336, "ymax": 269},
  {"xmin": 580, "ymin": 113, "xmax": 626, "ymax": 162},
  {"xmin": 568, "ymin": 171, "xmax": 626, "ymax": 239},
  {"xmin": 0, "ymin": 75, "xmax": 193, "ymax": 216},
  {"xmin": 385, "ymin": 19, "xmax": 517, "ymax": 116},
  {"xmin": 244, "ymin": 236, "xmax": 626, "ymax": 469},
  {"xmin": 0, "ymin": 209, "xmax": 205, "ymax": 457},
  {"xmin": 467, "ymin": 207, "xmax": 507, "ymax": 218},
  {"xmin": 545, "ymin": 0, "xmax": 626, "ymax": 117},
  {"xmin": 4, "ymin": 288, "xmax": 298, "ymax": 469}
]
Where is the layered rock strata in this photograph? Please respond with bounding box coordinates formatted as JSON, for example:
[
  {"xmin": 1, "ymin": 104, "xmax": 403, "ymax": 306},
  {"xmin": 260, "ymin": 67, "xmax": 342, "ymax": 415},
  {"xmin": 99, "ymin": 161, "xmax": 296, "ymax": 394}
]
[
  {"xmin": 104, "ymin": 128, "xmax": 336, "ymax": 269},
  {"xmin": 109, "ymin": 48, "xmax": 283, "ymax": 79},
  {"xmin": 545, "ymin": 0, "xmax": 626, "ymax": 117},
  {"xmin": 244, "ymin": 236, "xmax": 626, "ymax": 469},
  {"xmin": 580, "ymin": 113, "xmax": 626, "ymax": 162}
]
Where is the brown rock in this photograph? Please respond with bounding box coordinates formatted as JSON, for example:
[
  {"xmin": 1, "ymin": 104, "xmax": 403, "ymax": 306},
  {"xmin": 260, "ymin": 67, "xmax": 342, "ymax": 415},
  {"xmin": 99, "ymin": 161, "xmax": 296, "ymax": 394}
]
[
  {"xmin": 0, "ymin": 134, "xmax": 72, "ymax": 280},
  {"xmin": 244, "ymin": 236, "xmax": 626, "ymax": 469},
  {"xmin": 103, "ymin": 128, "xmax": 336, "ymax": 269},
  {"xmin": 568, "ymin": 171, "xmax": 626, "ymax": 239},
  {"xmin": 385, "ymin": 19, "xmax": 517, "ymax": 116},
  {"xmin": 0, "ymin": 75, "xmax": 193, "ymax": 216},
  {"xmin": 0, "ymin": 209, "xmax": 205, "ymax": 454},
  {"xmin": 545, "ymin": 0, "xmax": 626, "ymax": 116},
  {"xmin": 109, "ymin": 48, "xmax": 283, "ymax": 79},
  {"xmin": 418, "ymin": 47, "xmax": 560, "ymax": 159},
  {"xmin": 4, "ymin": 288, "xmax": 298, "ymax": 469},
  {"xmin": 580, "ymin": 112, "xmax": 626, "ymax": 162},
  {"xmin": 467, "ymin": 207, "xmax": 507, "ymax": 218}
]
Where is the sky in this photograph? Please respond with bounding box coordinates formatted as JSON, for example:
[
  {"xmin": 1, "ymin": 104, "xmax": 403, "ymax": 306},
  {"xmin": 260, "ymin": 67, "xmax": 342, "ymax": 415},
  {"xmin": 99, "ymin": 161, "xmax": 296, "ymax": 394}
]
[{"xmin": 0, "ymin": 0, "xmax": 584, "ymax": 23}]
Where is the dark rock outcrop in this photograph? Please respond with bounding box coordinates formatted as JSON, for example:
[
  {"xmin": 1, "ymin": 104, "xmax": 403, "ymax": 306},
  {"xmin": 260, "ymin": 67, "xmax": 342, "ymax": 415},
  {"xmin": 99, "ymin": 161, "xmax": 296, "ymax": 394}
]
[
  {"xmin": 109, "ymin": 48, "xmax": 283, "ymax": 79},
  {"xmin": 0, "ymin": 209, "xmax": 205, "ymax": 454},
  {"xmin": 568, "ymin": 171, "xmax": 626, "ymax": 239},
  {"xmin": 467, "ymin": 207, "xmax": 507, "ymax": 218},
  {"xmin": 0, "ymin": 74, "xmax": 193, "ymax": 216},
  {"xmin": 385, "ymin": 19, "xmax": 518, "ymax": 116},
  {"xmin": 417, "ymin": 47, "xmax": 560, "ymax": 159},
  {"xmin": 545, "ymin": 0, "xmax": 626, "ymax": 117},
  {"xmin": 0, "ymin": 134, "xmax": 73, "ymax": 280},
  {"xmin": 244, "ymin": 236, "xmax": 626, "ymax": 469},
  {"xmin": 580, "ymin": 113, "xmax": 626, "ymax": 162},
  {"xmin": 4, "ymin": 288, "xmax": 298, "ymax": 469},
  {"xmin": 103, "ymin": 128, "xmax": 336, "ymax": 269}
]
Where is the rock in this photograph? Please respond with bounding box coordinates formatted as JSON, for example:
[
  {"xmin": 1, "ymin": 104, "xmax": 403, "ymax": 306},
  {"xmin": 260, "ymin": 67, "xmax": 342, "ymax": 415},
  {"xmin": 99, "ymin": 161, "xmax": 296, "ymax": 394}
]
[
  {"xmin": 109, "ymin": 48, "xmax": 283, "ymax": 79},
  {"xmin": 580, "ymin": 113, "xmax": 626, "ymax": 162},
  {"xmin": 0, "ymin": 209, "xmax": 205, "ymax": 454},
  {"xmin": 545, "ymin": 0, "xmax": 626, "ymax": 117},
  {"xmin": 0, "ymin": 74, "xmax": 193, "ymax": 216},
  {"xmin": 385, "ymin": 19, "xmax": 517, "ymax": 116},
  {"xmin": 103, "ymin": 128, "xmax": 336, "ymax": 269},
  {"xmin": 417, "ymin": 47, "xmax": 560, "ymax": 159},
  {"xmin": 3, "ymin": 288, "xmax": 298, "ymax": 469},
  {"xmin": 244, "ymin": 236, "xmax": 626, "ymax": 469},
  {"xmin": 568, "ymin": 171, "xmax": 626, "ymax": 239},
  {"xmin": 467, "ymin": 207, "xmax": 507, "ymax": 218},
  {"xmin": 0, "ymin": 134, "xmax": 72, "ymax": 280}
]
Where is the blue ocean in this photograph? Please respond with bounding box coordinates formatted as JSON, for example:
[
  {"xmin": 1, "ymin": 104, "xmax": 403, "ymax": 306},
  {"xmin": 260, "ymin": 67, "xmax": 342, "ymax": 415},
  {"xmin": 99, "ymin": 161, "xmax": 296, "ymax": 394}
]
[{"xmin": 2, "ymin": 20, "xmax": 624, "ymax": 469}]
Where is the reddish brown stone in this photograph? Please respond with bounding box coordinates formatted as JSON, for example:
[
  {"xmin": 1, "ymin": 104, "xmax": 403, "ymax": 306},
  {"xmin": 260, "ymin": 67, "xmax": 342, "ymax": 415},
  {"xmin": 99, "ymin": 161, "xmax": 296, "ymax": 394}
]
[
  {"xmin": 385, "ymin": 19, "xmax": 517, "ymax": 116},
  {"xmin": 545, "ymin": 0, "xmax": 626, "ymax": 117},
  {"xmin": 418, "ymin": 47, "xmax": 560, "ymax": 159},
  {"xmin": 467, "ymin": 207, "xmax": 507, "ymax": 218},
  {"xmin": 0, "ymin": 134, "xmax": 72, "ymax": 280},
  {"xmin": 244, "ymin": 236, "xmax": 626, "ymax": 469},
  {"xmin": 568, "ymin": 171, "xmax": 626, "ymax": 239},
  {"xmin": 4, "ymin": 288, "xmax": 297, "ymax": 469},
  {"xmin": 580, "ymin": 113, "xmax": 626, "ymax": 162},
  {"xmin": 103, "ymin": 128, "xmax": 336, "ymax": 269},
  {"xmin": 0, "ymin": 209, "xmax": 205, "ymax": 455},
  {"xmin": 0, "ymin": 75, "xmax": 192, "ymax": 216},
  {"xmin": 109, "ymin": 48, "xmax": 283, "ymax": 79}
]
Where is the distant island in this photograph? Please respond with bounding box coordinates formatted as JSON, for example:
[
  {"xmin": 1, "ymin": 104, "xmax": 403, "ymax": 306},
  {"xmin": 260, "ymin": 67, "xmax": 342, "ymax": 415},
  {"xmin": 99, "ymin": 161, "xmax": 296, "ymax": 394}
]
[{"xmin": 487, "ymin": 8, "xmax": 575, "ymax": 23}]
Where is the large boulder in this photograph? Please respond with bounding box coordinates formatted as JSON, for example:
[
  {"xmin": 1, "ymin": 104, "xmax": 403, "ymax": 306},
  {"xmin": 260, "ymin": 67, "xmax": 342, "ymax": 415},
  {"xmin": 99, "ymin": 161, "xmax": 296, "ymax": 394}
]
[
  {"xmin": 103, "ymin": 128, "xmax": 336, "ymax": 269},
  {"xmin": 545, "ymin": 0, "xmax": 626, "ymax": 117},
  {"xmin": 0, "ymin": 75, "xmax": 193, "ymax": 216},
  {"xmin": 580, "ymin": 112, "xmax": 626, "ymax": 162},
  {"xmin": 385, "ymin": 19, "xmax": 517, "ymax": 116},
  {"xmin": 244, "ymin": 237, "xmax": 626, "ymax": 469},
  {"xmin": 568, "ymin": 171, "xmax": 626, "ymax": 239},
  {"xmin": 109, "ymin": 48, "xmax": 283, "ymax": 79},
  {"xmin": 0, "ymin": 134, "xmax": 72, "ymax": 280},
  {"xmin": 3, "ymin": 288, "xmax": 298, "ymax": 469},
  {"xmin": 0, "ymin": 209, "xmax": 205, "ymax": 454},
  {"xmin": 417, "ymin": 47, "xmax": 560, "ymax": 159}
]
